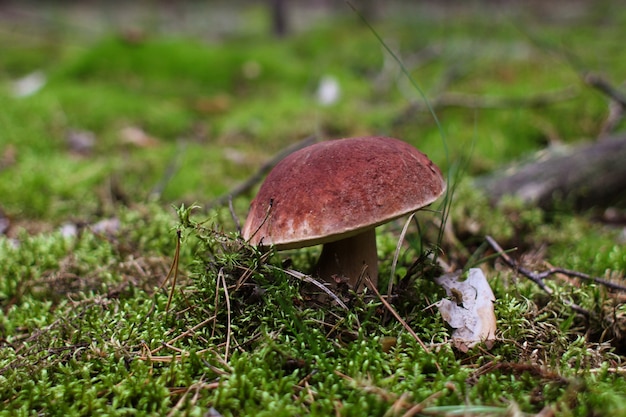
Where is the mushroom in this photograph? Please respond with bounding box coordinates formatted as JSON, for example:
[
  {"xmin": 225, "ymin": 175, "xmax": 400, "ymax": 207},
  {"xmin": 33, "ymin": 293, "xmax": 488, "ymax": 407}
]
[{"xmin": 242, "ymin": 136, "xmax": 446, "ymax": 291}]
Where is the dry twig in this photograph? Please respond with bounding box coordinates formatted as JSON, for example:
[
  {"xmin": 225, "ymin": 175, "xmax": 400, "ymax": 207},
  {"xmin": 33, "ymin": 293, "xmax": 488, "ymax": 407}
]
[
  {"xmin": 335, "ymin": 370, "xmax": 453, "ymax": 416},
  {"xmin": 218, "ymin": 268, "xmax": 232, "ymax": 360},
  {"xmin": 486, "ymin": 236, "xmax": 626, "ymax": 293},
  {"xmin": 485, "ymin": 236, "xmax": 626, "ymax": 318},
  {"xmin": 279, "ymin": 267, "xmax": 349, "ymax": 311},
  {"xmin": 208, "ymin": 135, "xmax": 318, "ymax": 208},
  {"xmin": 387, "ymin": 213, "xmax": 416, "ymax": 297},
  {"xmin": 467, "ymin": 361, "xmax": 568, "ymax": 386},
  {"xmin": 150, "ymin": 316, "xmax": 216, "ymax": 356},
  {"xmin": 584, "ymin": 73, "xmax": 626, "ymax": 108},
  {"xmin": 161, "ymin": 229, "xmax": 181, "ymax": 312},
  {"xmin": 363, "ymin": 275, "xmax": 433, "ymax": 357},
  {"xmin": 583, "ymin": 73, "xmax": 626, "ymax": 137}
]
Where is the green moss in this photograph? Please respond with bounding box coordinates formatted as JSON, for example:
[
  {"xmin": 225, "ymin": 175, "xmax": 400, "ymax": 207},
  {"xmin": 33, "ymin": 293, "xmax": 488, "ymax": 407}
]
[{"xmin": 1, "ymin": 3, "xmax": 626, "ymax": 415}]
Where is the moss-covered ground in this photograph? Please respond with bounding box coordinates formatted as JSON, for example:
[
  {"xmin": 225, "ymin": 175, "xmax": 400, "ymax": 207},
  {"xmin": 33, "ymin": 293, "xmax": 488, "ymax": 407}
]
[{"xmin": 1, "ymin": 1, "xmax": 626, "ymax": 415}]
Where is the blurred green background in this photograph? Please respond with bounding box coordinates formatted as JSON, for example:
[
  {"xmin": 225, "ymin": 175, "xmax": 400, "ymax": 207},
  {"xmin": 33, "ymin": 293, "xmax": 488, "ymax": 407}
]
[{"xmin": 2, "ymin": 0, "xmax": 624, "ymax": 225}]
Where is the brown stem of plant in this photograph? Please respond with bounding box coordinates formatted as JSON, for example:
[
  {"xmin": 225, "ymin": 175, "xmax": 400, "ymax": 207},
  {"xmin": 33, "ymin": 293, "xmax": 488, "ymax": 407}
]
[{"xmin": 162, "ymin": 229, "xmax": 181, "ymax": 313}]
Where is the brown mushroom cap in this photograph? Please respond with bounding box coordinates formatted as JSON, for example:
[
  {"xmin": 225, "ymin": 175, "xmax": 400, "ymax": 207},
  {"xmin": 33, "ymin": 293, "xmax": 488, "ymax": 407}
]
[{"xmin": 242, "ymin": 136, "xmax": 446, "ymax": 250}]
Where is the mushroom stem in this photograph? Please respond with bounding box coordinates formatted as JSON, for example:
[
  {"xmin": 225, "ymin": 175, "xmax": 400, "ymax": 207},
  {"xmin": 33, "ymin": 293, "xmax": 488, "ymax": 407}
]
[{"xmin": 316, "ymin": 228, "xmax": 378, "ymax": 291}]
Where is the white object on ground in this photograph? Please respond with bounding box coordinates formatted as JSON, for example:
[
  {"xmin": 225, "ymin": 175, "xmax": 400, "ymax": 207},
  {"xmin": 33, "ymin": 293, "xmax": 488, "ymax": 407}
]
[
  {"xmin": 12, "ymin": 71, "xmax": 46, "ymax": 97},
  {"xmin": 316, "ymin": 75, "xmax": 340, "ymax": 106},
  {"xmin": 435, "ymin": 268, "xmax": 497, "ymax": 352}
]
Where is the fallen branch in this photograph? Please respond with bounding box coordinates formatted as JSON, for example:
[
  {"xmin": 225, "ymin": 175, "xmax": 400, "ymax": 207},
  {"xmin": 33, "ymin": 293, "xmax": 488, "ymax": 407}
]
[{"xmin": 477, "ymin": 134, "xmax": 626, "ymax": 209}]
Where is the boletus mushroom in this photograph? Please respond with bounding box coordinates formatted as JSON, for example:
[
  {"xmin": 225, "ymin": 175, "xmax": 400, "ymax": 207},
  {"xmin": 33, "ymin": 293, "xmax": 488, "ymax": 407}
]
[{"xmin": 242, "ymin": 136, "xmax": 446, "ymax": 291}]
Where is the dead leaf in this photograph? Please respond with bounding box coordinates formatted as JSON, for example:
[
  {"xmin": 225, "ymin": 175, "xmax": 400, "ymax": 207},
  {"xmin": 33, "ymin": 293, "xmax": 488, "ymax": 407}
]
[
  {"xmin": 120, "ymin": 126, "xmax": 159, "ymax": 148},
  {"xmin": 66, "ymin": 129, "xmax": 96, "ymax": 156},
  {"xmin": 194, "ymin": 94, "xmax": 231, "ymax": 115},
  {"xmin": 90, "ymin": 218, "xmax": 120, "ymax": 236},
  {"xmin": 1, "ymin": 144, "xmax": 17, "ymax": 170},
  {"xmin": 0, "ymin": 208, "xmax": 10, "ymax": 235},
  {"xmin": 435, "ymin": 268, "xmax": 497, "ymax": 352}
]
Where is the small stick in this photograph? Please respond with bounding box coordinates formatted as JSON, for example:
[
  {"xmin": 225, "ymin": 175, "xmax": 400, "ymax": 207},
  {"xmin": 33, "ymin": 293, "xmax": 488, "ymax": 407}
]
[
  {"xmin": 208, "ymin": 135, "xmax": 317, "ymax": 208},
  {"xmin": 151, "ymin": 315, "xmax": 216, "ymax": 355},
  {"xmin": 161, "ymin": 229, "xmax": 182, "ymax": 313},
  {"xmin": 583, "ymin": 73, "xmax": 626, "ymax": 137},
  {"xmin": 150, "ymin": 140, "xmax": 187, "ymax": 201},
  {"xmin": 280, "ymin": 267, "xmax": 349, "ymax": 311},
  {"xmin": 228, "ymin": 196, "xmax": 241, "ymax": 233},
  {"xmin": 536, "ymin": 266, "xmax": 626, "ymax": 293},
  {"xmin": 486, "ymin": 236, "xmax": 626, "ymax": 293},
  {"xmin": 485, "ymin": 235, "xmax": 592, "ymax": 316},
  {"xmin": 388, "ymin": 213, "xmax": 416, "ymax": 297},
  {"xmin": 584, "ymin": 73, "xmax": 626, "ymax": 108},
  {"xmin": 363, "ymin": 275, "xmax": 433, "ymax": 357},
  {"xmin": 219, "ymin": 268, "xmax": 232, "ymax": 360},
  {"xmin": 484, "ymin": 236, "xmax": 553, "ymax": 295}
]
